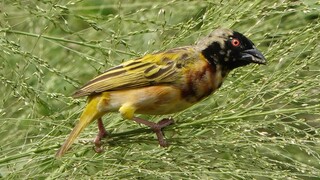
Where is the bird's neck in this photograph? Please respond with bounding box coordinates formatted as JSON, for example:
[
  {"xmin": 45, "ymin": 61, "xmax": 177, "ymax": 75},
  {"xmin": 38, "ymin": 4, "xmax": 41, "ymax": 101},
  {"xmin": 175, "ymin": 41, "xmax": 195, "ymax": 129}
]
[{"xmin": 201, "ymin": 41, "xmax": 225, "ymax": 66}]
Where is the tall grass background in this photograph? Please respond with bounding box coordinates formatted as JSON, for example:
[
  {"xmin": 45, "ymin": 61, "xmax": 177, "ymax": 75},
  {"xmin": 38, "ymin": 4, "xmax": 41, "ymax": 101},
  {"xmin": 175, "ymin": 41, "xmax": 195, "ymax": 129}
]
[{"xmin": 0, "ymin": 0, "xmax": 319, "ymax": 179}]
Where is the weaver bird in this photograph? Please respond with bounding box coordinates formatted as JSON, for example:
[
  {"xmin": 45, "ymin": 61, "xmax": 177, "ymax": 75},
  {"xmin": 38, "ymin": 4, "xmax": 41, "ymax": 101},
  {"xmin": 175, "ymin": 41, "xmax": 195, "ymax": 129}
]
[{"xmin": 56, "ymin": 28, "xmax": 266, "ymax": 157}]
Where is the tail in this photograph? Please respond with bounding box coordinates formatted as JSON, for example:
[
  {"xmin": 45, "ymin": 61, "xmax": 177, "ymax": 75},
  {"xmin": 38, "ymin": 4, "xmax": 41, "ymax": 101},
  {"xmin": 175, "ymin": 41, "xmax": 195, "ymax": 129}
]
[{"xmin": 55, "ymin": 96, "xmax": 105, "ymax": 158}]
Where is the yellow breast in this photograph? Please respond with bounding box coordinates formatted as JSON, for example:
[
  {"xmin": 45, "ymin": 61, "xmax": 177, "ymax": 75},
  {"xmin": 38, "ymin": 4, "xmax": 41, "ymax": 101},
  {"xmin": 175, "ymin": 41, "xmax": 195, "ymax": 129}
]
[{"xmin": 180, "ymin": 54, "xmax": 225, "ymax": 103}]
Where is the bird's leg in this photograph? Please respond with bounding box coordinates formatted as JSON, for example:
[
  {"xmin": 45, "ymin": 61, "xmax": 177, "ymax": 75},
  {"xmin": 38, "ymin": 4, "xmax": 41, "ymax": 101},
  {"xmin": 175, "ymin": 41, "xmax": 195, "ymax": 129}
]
[
  {"xmin": 94, "ymin": 118, "xmax": 108, "ymax": 153},
  {"xmin": 132, "ymin": 117, "xmax": 174, "ymax": 147}
]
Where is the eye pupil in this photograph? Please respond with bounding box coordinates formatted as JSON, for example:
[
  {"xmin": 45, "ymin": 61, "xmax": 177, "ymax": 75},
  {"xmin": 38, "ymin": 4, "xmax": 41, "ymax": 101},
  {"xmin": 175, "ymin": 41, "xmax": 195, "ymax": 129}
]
[{"xmin": 231, "ymin": 39, "xmax": 240, "ymax": 47}]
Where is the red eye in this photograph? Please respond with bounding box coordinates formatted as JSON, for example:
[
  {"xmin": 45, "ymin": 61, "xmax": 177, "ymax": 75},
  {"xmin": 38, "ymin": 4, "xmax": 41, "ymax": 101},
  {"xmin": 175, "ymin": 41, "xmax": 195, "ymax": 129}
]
[{"xmin": 231, "ymin": 38, "xmax": 240, "ymax": 47}]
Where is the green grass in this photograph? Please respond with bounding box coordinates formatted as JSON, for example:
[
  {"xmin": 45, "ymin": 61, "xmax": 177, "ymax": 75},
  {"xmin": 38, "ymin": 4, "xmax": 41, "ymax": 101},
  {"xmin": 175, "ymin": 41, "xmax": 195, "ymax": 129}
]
[{"xmin": 1, "ymin": 0, "xmax": 319, "ymax": 179}]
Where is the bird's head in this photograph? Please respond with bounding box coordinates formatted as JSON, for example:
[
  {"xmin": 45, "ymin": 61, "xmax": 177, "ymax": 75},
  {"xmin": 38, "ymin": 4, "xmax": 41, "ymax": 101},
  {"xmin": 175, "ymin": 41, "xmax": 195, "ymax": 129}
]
[{"xmin": 197, "ymin": 28, "xmax": 266, "ymax": 70}]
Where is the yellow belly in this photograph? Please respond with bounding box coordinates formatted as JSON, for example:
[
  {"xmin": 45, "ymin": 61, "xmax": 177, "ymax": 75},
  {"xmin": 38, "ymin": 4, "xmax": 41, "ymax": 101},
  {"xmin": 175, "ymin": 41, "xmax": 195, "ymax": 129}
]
[{"xmin": 99, "ymin": 86, "xmax": 194, "ymax": 115}]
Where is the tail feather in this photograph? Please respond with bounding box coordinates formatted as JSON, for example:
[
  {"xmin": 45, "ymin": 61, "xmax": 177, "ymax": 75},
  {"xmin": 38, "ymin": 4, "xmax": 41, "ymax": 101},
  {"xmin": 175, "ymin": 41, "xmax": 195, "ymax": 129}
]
[{"xmin": 56, "ymin": 96, "xmax": 104, "ymax": 158}]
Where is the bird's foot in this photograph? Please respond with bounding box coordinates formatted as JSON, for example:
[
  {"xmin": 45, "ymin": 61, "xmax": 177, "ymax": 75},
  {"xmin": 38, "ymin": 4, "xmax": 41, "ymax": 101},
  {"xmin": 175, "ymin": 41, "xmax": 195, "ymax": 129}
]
[
  {"xmin": 94, "ymin": 118, "xmax": 108, "ymax": 153},
  {"xmin": 132, "ymin": 117, "xmax": 174, "ymax": 147}
]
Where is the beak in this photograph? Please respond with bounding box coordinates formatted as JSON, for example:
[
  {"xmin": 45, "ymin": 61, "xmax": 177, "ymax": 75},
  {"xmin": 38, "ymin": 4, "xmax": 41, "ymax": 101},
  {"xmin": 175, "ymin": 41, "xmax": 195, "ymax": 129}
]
[{"xmin": 240, "ymin": 47, "xmax": 266, "ymax": 65}]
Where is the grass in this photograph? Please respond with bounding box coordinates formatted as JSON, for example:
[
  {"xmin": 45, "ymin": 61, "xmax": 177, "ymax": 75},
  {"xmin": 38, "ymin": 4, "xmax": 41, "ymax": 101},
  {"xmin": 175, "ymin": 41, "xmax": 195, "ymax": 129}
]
[{"xmin": 0, "ymin": 0, "xmax": 319, "ymax": 179}]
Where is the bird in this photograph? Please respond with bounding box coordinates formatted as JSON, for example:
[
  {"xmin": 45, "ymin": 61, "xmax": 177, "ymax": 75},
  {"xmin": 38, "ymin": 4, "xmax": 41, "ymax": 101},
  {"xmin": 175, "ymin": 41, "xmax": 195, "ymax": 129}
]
[{"xmin": 55, "ymin": 28, "xmax": 266, "ymax": 157}]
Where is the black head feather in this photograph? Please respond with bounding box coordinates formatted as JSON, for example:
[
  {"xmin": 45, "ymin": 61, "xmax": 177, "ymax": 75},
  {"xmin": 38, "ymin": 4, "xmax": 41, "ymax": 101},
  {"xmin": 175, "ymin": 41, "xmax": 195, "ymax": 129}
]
[{"xmin": 199, "ymin": 28, "xmax": 266, "ymax": 70}]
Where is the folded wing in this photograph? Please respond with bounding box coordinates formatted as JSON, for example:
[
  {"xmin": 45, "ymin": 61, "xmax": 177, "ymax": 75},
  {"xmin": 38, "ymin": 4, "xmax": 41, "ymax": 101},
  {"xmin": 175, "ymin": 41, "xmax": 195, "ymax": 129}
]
[{"xmin": 73, "ymin": 47, "xmax": 196, "ymax": 98}]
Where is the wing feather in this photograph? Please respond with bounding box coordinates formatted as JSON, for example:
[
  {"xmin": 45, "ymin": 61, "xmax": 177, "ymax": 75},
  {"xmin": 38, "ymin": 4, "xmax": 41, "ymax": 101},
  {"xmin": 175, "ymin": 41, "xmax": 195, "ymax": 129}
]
[{"xmin": 73, "ymin": 47, "xmax": 196, "ymax": 98}]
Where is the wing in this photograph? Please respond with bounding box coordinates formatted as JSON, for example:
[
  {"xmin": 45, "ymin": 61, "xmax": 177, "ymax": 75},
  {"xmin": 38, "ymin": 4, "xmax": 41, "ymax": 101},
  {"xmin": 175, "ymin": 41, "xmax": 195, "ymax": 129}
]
[{"xmin": 72, "ymin": 46, "xmax": 198, "ymax": 98}]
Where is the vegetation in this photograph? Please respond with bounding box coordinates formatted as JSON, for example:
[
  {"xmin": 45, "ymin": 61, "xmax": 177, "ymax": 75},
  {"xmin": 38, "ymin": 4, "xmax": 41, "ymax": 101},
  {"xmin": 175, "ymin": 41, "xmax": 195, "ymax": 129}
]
[{"xmin": 0, "ymin": 0, "xmax": 319, "ymax": 179}]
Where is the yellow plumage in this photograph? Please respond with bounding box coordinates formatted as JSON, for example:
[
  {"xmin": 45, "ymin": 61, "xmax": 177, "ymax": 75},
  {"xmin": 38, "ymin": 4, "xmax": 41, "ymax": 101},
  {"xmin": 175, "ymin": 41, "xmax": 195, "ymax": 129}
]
[{"xmin": 56, "ymin": 47, "xmax": 211, "ymax": 157}]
